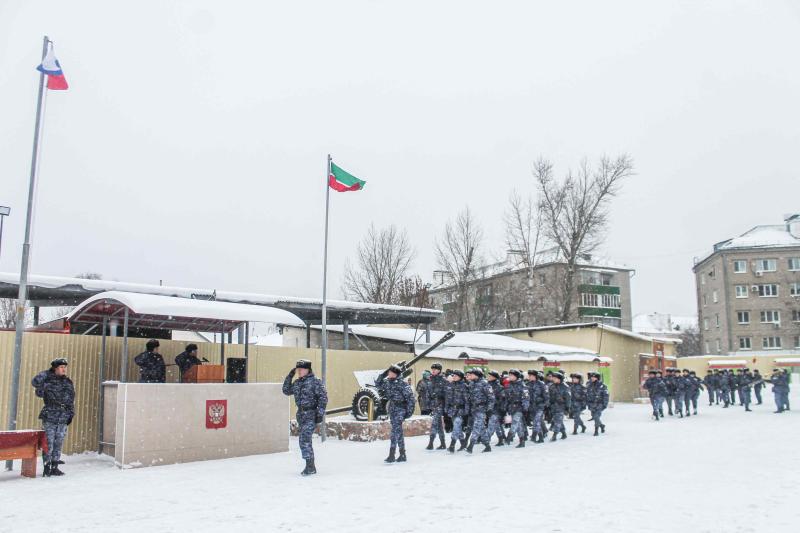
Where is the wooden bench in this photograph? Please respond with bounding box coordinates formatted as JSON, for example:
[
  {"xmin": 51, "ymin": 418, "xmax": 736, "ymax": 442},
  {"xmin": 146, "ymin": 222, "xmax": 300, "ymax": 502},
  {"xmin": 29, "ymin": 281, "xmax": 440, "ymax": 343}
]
[{"xmin": 0, "ymin": 430, "xmax": 48, "ymax": 478}]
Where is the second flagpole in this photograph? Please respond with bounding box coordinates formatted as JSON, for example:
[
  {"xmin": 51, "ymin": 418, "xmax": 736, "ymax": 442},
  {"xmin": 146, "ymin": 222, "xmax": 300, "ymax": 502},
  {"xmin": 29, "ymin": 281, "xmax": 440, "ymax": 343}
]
[{"xmin": 320, "ymin": 154, "xmax": 332, "ymax": 443}]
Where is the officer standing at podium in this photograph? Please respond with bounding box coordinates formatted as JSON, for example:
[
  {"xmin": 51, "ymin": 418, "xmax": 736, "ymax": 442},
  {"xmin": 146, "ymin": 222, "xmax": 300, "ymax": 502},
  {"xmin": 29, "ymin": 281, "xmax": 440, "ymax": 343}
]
[
  {"xmin": 175, "ymin": 343, "xmax": 203, "ymax": 382},
  {"xmin": 282, "ymin": 359, "xmax": 328, "ymax": 476}
]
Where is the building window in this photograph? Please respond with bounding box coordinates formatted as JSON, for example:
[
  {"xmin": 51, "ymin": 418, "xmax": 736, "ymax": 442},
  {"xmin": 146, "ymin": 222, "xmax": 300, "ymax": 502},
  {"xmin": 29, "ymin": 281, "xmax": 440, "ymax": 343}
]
[
  {"xmin": 735, "ymin": 285, "xmax": 748, "ymax": 298},
  {"xmin": 737, "ymin": 311, "xmax": 750, "ymax": 324},
  {"xmin": 712, "ymin": 290, "xmax": 719, "ymax": 303},
  {"xmin": 704, "ymin": 341, "xmax": 710, "ymax": 354},
  {"xmin": 715, "ymin": 314, "xmax": 720, "ymax": 327},
  {"xmin": 709, "ymin": 267, "xmax": 716, "ymax": 278},
  {"xmin": 795, "ymin": 336, "xmax": 800, "ymax": 349},
  {"xmin": 760, "ymin": 310, "xmax": 780, "ymax": 324},
  {"xmin": 792, "ymin": 310, "xmax": 800, "ymax": 323},
  {"xmin": 579, "ymin": 293, "xmax": 620, "ymax": 308},
  {"xmin": 703, "ymin": 294, "xmax": 708, "ymax": 306},
  {"xmin": 703, "ymin": 318, "xmax": 709, "ymax": 330},
  {"xmin": 757, "ymin": 284, "xmax": 779, "ymax": 297},
  {"xmin": 701, "ymin": 275, "xmax": 705, "ymax": 286},
  {"xmin": 755, "ymin": 259, "xmax": 777, "ymax": 272},
  {"xmin": 739, "ymin": 337, "xmax": 751, "ymax": 350},
  {"xmin": 789, "ymin": 258, "xmax": 800, "ymax": 271},
  {"xmin": 733, "ymin": 260, "xmax": 747, "ymax": 273},
  {"xmin": 790, "ymin": 283, "xmax": 800, "ymax": 297},
  {"xmin": 762, "ymin": 336, "xmax": 782, "ymax": 349},
  {"xmin": 715, "ymin": 339, "xmax": 721, "ymax": 353}
]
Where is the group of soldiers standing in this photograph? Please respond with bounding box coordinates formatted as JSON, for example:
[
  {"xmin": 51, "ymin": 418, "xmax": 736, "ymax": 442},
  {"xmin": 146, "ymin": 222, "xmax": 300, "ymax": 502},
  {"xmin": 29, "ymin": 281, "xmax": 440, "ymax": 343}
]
[
  {"xmin": 642, "ymin": 366, "xmax": 792, "ymax": 419},
  {"xmin": 421, "ymin": 364, "xmax": 610, "ymax": 457}
]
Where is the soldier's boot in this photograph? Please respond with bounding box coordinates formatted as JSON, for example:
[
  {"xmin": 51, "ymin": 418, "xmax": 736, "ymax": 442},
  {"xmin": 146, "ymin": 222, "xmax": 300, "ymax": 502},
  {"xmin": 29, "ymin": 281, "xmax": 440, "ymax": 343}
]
[
  {"xmin": 426, "ymin": 436, "xmax": 435, "ymax": 450},
  {"xmin": 686, "ymin": 411, "xmax": 691, "ymax": 417},
  {"xmin": 677, "ymin": 411, "xmax": 683, "ymax": 418},
  {"xmin": 581, "ymin": 424, "xmax": 587, "ymax": 433},
  {"xmin": 572, "ymin": 427, "xmax": 578, "ymax": 435},
  {"xmin": 600, "ymin": 424, "xmax": 606, "ymax": 433},
  {"xmin": 482, "ymin": 443, "xmax": 492, "ymax": 453},
  {"xmin": 668, "ymin": 407, "xmax": 673, "ymax": 416},
  {"xmin": 466, "ymin": 441, "xmax": 474, "ymax": 454},
  {"xmin": 397, "ymin": 449, "xmax": 407, "ymax": 462},
  {"xmin": 537, "ymin": 432, "xmax": 545, "ymax": 443},
  {"xmin": 49, "ymin": 465, "xmax": 64, "ymax": 476},
  {"xmin": 560, "ymin": 430, "xmax": 567, "ymax": 440},
  {"xmin": 53, "ymin": 460, "xmax": 64, "ymax": 465},
  {"xmin": 693, "ymin": 409, "xmax": 698, "ymax": 415},
  {"xmin": 496, "ymin": 435, "xmax": 505, "ymax": 447},
  {"xmin": 658, "ymin": 409, "xmax": 664, "ymax": 417},
  {"xmin": 43, "ymin": 460, "xmax": 51, "ymax": 478},
  {"xmin": 457, "ymin": 439, "xmax": 468, "ymax": 451},
  {"xmin": 448, "ymin": 439, "xmax": 456, "ymax": 453},
  {"xmin": 745, "ymin": 406, "xmax": 752, "ymax": 412},
  {"xmin": 301, "ymin": 458, "xmax": 317, "ymax": 476},
  {"xmin": 594, "ymin": 426, "xmax": 599, "ymax": 436},
  {"xmin": 384, "ymin": 448, "xmax": 396, "ymax": 463},
  {"xmin": 515, "ymin": 438, "xmax": 525, "ymax": 448},
  {"xmin": 437, "ymin": 437, "xmax": 447, "ymax": 450},
  {"xmin": 549, "ymin": 432, "xmax": 558, "ymax": 442}
]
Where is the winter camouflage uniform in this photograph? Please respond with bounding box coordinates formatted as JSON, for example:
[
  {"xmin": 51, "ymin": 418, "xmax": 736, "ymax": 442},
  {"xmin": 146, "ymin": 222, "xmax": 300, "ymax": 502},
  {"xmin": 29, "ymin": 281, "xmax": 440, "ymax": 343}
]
[
  {"xmin": 586, "ymin": 378, "xmax": 609, "ymax": 433},
  {"xmin": 673, "ymin": 373, "xmax": 687, "ymax": 416},
  {"xmin": 702, "ymin": 372, "xmax": 716, "ymax": 405},
  {"xmin": 767, "ymin": 371, "xmax": 790, "ymax": 412},
  {"xmin": 643, "ymin": 376, "xmax": 666, "ymax": 417},
  {"xmin": 739, "ymin": 372, "xmax": 753, "ymax": 410},
  {"xmin": 527, "ymin": 379, "xmax": 549, "ymax": 439},
  {"xmin": 133, "ymin": 350, "xmax": 166, "ymax": 383},
  {"xmin": 282, "ymin": 371, "xmax": 328, "ymax": 460},
  {"xmin": 568, "ymin": 381, "xmax": 587, "ymax": 432},
  {"xmin": 664, "ymin": 372, "xmax": 677, "ymax": 414},
  {"xmin": 718, "ymin": 371, "xmax": 731, "ymax": 407},
  {"xmin": 487, "ymin": 379, "xmax": 507, "ymax": 443},
  {"xmin": 467, "ymin": 378, "xmax": 495, "ymax": 446},
  {"xmin": 31, "ymin": 369, "xmax": 75, "ymax": 463},
  {"xmin": 505, "ymin": 380, "xmax": 530, "ymax": 442},
  {"xmin": 547, "ymin": 381, "xmax": 571, "ymax": 435},
  {"xmin": 446, "ymin": 380, "xmax": 470, "ymax": 442},
  {"xmin": 426, "ymin": 373, "xmax": 448, "ymax": 441},
  {"xmin": 376, "ymin": 373, "xmax": 416, "ymax": 451},
  {"xmin": 753, "ymin": 371, "xmax": 764, "ymax": 404}
]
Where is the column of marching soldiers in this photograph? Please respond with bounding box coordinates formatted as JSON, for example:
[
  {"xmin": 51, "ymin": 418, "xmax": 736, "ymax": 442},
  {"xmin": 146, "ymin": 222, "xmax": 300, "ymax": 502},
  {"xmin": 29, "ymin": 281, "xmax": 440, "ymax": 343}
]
[{"xmin": 641, "ymin": 366, "xmax": 792, "ymax": 421}]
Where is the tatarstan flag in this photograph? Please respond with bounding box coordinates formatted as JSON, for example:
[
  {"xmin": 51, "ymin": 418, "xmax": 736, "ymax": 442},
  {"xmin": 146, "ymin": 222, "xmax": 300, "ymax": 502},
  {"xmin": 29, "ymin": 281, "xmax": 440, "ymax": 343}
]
[{"xmin": 329, "ymin": 161, "xmax": 366, "ymax": 192}]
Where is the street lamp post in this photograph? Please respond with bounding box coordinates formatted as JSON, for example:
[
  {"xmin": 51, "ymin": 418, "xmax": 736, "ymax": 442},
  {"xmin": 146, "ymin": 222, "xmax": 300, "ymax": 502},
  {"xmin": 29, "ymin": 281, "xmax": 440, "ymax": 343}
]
[{"xmin": 0, "ymin": 206, "xmax": 9, "ymax": 260}]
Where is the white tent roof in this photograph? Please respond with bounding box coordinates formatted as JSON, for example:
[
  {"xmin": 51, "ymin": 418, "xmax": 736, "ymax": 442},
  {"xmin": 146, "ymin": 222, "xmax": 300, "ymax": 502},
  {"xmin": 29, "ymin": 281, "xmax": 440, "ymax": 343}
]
[
  {"xmin": 774, "ymin": 357, "xmax": 800, "ymax": 364},
  {"xmin": 67, "ymin": 291, "xmax": 305, "ymax": 331},
  {"xmin": 708, "ymin": 359, "xmax": 748, "ymax": 366}
]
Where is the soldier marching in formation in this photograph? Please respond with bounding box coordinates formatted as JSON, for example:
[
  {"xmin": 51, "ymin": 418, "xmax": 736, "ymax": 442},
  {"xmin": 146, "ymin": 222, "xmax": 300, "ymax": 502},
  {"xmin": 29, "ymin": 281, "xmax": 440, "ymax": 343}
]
[{"xmin": 642, "ymin": 366, "xmax": 792, "ymax": 420}]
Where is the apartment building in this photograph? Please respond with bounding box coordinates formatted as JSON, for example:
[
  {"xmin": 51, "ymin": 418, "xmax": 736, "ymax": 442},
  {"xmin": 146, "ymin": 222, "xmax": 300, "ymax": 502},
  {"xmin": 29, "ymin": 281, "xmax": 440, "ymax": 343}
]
[{"xmin": 693, "ymin": 214, "xmax": 800, "ymax": 354}]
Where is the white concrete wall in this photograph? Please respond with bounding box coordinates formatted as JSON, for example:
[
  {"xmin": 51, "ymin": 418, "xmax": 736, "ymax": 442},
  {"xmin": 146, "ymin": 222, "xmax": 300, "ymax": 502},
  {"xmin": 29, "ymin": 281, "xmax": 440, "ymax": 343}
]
[{"xmin": 104, "ymin": 383, "xmax": 288, "ymax": 468}]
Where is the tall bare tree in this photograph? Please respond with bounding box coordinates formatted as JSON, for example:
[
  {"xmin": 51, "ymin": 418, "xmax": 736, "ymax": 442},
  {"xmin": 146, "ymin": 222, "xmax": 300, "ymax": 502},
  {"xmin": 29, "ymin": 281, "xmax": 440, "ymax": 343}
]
[
  {"xmin": 434, "ymin": 207, "xmax": 484, "ymax": 330},
  {"xmin": 677, "ymin": 326, "xmax": 702, "ymax": 357},
  {"xmin": 342, "ymin": 224, "xmax": 415, "ymax": 305},
  {"xmin": 535, "ymin": 155, "xmax": 634, "ymax": 323}
]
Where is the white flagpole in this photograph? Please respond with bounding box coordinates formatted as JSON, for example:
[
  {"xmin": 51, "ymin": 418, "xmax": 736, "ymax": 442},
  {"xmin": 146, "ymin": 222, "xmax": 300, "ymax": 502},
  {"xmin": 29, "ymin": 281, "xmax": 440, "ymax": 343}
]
[
  {"xmin": 6, "ymin": 35, "xmax": 50, "ymax": 471},
  {"xmin": 320, "ymin": 154, "xmax": 331, "ymax": 443}
]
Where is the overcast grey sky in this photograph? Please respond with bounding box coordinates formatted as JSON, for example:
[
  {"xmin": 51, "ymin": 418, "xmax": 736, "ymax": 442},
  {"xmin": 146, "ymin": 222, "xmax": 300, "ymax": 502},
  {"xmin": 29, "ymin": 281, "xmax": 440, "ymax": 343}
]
[{"xmin": 1, "ymin": 1, "xmax": 799, "ymax": 318}]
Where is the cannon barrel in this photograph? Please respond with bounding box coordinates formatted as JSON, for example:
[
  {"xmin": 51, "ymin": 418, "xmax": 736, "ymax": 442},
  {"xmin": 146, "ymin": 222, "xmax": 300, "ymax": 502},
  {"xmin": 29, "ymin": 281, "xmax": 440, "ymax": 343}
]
[{"xmin": 400, "ymin": 330, "xmax": 455, "ymax": 377}]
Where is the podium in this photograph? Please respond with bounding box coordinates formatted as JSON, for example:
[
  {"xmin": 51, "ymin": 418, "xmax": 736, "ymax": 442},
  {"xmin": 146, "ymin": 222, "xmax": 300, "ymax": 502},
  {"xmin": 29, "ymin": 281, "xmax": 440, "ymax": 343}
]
[{"xmin": 183, "ymin": 365, "xmax": 225, "ymax": 384}]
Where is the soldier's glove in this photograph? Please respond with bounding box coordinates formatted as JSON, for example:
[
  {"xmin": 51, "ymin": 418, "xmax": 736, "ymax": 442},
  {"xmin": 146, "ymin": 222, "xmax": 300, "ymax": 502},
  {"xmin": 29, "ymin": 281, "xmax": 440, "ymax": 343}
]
[
  {"xmin": 315, "ymin": 413, "xmax": 323, "ymax": 424},
  {"xmin": 288, "ymin": 368, "xmax": 296, "ymax": 378},
  {"xmin": 66, "ymin": 415, "xmax": 73, "ymax": 426}
]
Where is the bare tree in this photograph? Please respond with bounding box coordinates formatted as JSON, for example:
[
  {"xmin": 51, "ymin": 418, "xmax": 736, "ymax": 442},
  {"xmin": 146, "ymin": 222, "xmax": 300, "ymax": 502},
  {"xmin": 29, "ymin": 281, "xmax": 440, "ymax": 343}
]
[
  {"xmin": 0, "ymin": 298, "xmax": 16, "ymax": 328},
  {"xmin": 434, "ymin": 207, "xmax": 484, "ymax": 330},
  {"xmin": 342, "ymin": 224, "xmax": 415, "ymax": 305},
  {"xmin": 535, "ymin": 155, "xmax": 634, "ymax": 323},
  {"xmin": 396, "ymin": 276, "xmax": 430, "ymax": 309},
  {"xmin": 677, "ymin": 326, "xmax": 702, "ymax": 357}
]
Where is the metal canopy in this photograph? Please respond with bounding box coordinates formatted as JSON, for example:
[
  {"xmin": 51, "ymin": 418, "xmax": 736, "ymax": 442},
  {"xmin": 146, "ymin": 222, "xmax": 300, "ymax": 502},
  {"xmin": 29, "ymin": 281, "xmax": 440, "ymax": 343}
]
[
  {"xmin": 0, "ymin": 272, "xmax": 441, "ymax": 325},
  {"xmin": 67, "ymin": 291, "xmax": 305, "ymax": 333}
]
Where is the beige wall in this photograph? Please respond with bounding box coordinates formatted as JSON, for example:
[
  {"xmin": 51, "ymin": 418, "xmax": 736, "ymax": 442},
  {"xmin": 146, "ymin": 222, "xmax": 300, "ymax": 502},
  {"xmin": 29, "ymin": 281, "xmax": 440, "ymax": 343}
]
[
  {"xmin": 501, "ymin": 326, "xmax": 678, "ymax": 402},
  {"xmin": 104, "ymin": 382, "xmax": 288, "ymax": 468}
]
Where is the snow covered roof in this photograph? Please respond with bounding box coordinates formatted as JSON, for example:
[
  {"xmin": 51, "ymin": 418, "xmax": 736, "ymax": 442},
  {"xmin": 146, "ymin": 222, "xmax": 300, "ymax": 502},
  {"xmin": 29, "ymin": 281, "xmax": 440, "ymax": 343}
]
[
  {"xmin": 708, "ymin": 359, "xmax": 748, "ymax": 367},
  {"xmin": 695, "ymin": 221, "xmax": 800, "ymax": 266},
  {"xmin": 67, "ymin": 291, "xmax": 305, "ymax": 332},
  {"xmin": 633, "ymin": 313, "xmax": 697, "ymax": 336},
  {"xmin": 774, "ymin": 357, "xmax": 800, "ymax": 365},
  {"xmin": 483, "ymin": 322, "xmax": 681, "ymax": 345},
  {"xmin": 315, "ymin": 325, "xmax": 603, "ymax": 362},
  {"xmin": 0, "ymin": 272, "xmax": 441, "ymax": 325}
]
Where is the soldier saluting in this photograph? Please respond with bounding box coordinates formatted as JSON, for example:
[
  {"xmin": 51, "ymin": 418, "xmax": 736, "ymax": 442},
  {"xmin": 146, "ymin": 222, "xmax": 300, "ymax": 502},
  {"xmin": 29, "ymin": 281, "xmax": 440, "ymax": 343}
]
[{"xmin": 282, "ymin": 360, "xmax": 328, "ymax": 476}]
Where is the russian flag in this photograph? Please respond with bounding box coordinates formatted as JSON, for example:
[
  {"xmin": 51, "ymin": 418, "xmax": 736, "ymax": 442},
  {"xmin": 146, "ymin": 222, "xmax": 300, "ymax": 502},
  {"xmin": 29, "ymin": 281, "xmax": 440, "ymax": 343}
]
[{"xmin": 36, "ymin": 47, "xmax": 68, "ymax": 90}]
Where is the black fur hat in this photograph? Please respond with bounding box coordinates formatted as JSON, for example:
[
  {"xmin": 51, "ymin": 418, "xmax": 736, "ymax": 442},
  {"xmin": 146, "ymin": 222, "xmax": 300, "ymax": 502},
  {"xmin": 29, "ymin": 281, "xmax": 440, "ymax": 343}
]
[
  {"xmin": 50, "ymin": 358, "xmax": 68, "ymax": 368},
  {"xmin": 431, "ymin": 363, "xmax": 443, "ymax": 371},
  {"xmin": 509, "ymin": 369, "xmax": 523, "ymax": 380},
  {"xmin": 146, "ymin": 339, "xmax": 160, "ymax": 351},
  {"xmin": 452, "ymin": 369, "xmax": 465, "ymax": 379},
  {"xmin": 295, "ymin": 359, "xmax": 312, "ymax": 370},
  {"xmin": 488, "ymin": 370, "xmax": 501, "ymax": 380},
  {"xmin": 387, "ymin": 364, "xmax": 403, "ymax": 376}
]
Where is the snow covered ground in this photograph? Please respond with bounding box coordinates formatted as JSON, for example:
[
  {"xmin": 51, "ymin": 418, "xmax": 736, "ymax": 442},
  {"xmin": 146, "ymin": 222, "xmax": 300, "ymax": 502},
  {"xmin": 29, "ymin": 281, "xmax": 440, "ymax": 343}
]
[{"xmin": 3, "ymin": 392, "xmax": 799, "ymax": 533}]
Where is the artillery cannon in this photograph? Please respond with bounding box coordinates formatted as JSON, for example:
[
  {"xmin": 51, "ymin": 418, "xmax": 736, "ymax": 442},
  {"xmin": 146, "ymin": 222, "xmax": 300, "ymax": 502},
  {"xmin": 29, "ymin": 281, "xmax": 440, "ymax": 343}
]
[{"xmin": 347, "ymin": 330, "xmax": 455, "ymax": 421}]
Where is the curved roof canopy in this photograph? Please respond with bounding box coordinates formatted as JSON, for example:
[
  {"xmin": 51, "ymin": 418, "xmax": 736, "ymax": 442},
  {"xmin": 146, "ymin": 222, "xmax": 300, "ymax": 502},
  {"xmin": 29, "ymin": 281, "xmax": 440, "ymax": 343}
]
[{"xmin": 67, "ymin": 291, "xmax": 305, "ymax": 333}]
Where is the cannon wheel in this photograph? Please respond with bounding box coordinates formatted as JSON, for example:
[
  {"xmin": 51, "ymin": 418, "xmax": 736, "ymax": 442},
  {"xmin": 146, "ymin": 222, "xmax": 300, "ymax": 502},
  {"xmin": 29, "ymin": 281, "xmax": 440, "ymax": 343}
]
[{"xmin": 352, "ymin": 388, "xmax": 384, "ymax": 421}]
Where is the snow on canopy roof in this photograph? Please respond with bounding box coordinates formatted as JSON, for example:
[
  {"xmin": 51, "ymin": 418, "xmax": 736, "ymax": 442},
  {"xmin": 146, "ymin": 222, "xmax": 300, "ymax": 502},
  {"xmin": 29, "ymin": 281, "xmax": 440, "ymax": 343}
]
[
  {"xmin": 67, "ymin": 291, "xmax": 305, "ymax": 332},
  {"xmin": 0, "ymin": 272, "xmax": 441, "ymax": 323},
  {"xmin": 774, "ymin": 357, "xmax": 800, "ymax": 364},
  {"xmin": 708, "ymin": 359, "xmax": 748, "ymax": 367},
  {"xmin": 316, "ymin": 325, "xmax": 600, "ymax": 361}
]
